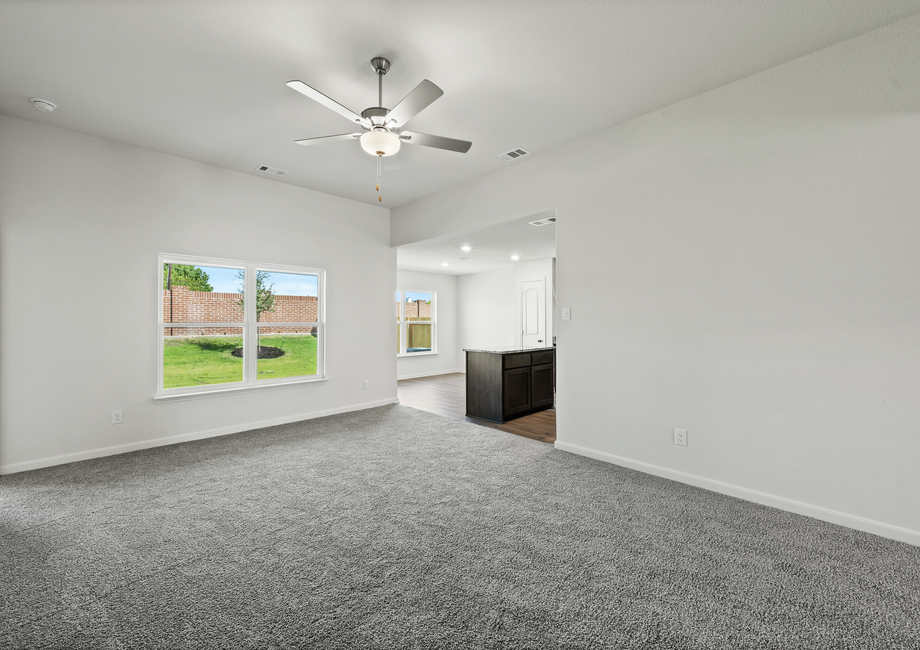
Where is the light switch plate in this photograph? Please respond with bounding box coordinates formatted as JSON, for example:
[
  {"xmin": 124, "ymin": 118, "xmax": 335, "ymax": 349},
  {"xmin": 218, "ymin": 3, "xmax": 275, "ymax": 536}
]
[{"xmin": 562, "ymin": 307, "xmax": 572, "ymax": 321}]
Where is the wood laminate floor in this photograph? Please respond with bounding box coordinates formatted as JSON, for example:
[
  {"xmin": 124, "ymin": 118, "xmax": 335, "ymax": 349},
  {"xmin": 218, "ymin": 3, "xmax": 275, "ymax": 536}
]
[{"xmin": 397, "ymin": 372, "xmax": 556, "ymax": 444}]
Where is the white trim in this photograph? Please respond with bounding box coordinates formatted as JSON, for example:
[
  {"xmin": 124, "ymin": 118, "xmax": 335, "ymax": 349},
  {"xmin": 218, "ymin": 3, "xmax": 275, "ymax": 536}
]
[
  {"xmin": 397, "ymin": 368, "xmax": 464, "ymax": 380},
  {"xmin": 0, "ymin": 398, "xmax": 399, "ymax": 475},
  {"xmin": 153, "ymin": 376, "xmax": 329, "ymax": 402},
  {"xmin": 397, "ymin": 351, "xmax": 437, "ymax": 358},
  {"xmin": 243, "ymin": 260, "xmax": 256, "ymax": 382},
  {"xmin": 160, "ymin": 322, "xmax": 244, "ymax": 328},
  {"xmin": 554, "ymin": 440, "xmax": 920, "ymax": 547}
]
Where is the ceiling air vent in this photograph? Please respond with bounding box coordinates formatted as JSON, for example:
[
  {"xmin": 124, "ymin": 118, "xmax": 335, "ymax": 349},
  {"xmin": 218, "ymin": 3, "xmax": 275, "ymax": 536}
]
[
  {"xmin": 498, "ymin": 147, "xmax": 531, "ymax": 162},
  {"xmin": 529, "ymin": 217, "xmax": 557, "ymax": 227},
  {"xmin": 256, "ymin": 164, "xmax": 286, "ymax": 176}
]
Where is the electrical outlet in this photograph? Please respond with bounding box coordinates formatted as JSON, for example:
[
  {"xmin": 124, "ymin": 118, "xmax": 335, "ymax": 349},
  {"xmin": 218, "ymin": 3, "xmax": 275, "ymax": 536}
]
[
  {"xmin": 674, "ymin": 428, "xmax": 687, "ymax": 446},
  {"xmin": 362, "ymin": 380, "xmax": 368, "ymax": 390},
  {"xmin": 112, "ymin": 410, "xmax": 124, "ymax": 425}
]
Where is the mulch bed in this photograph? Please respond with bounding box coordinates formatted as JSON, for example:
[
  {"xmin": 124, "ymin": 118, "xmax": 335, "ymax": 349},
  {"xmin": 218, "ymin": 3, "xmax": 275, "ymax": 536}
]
[{"xmin": 231, "ymin": 346, "xmax": 285, "ymax": 359}]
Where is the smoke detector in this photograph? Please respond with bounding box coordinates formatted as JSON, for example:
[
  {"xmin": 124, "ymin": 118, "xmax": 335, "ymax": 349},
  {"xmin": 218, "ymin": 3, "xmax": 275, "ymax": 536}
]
[
  {"xmin": 498, "ymin": 147, "xmax": 531, "ymax": 162},
  {"xmin": 529, "ymin": 217, "xmax": 556, "ymax": 227},
  {"xmin": 31, "ymin": 98, "xmax": 56, "ymax": 113},
  {"xmin": 256, "ymin": 164, "xmax": 286, "ymax": 176}
]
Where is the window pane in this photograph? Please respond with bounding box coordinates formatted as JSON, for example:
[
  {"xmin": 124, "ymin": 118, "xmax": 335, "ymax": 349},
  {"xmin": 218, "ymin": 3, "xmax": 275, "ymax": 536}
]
[
  {"xmin": 397, "ymin": 324, "xmax": 401, "ymax": 354},
  {"xmin": 163, "ymin": 328, "xmax": 244, "ymax": 389},
  {"xmin": 256, "ymin": 327, "xmax": 317, "ymax": 380},
  {"xmin": 163, "ymin": 264, "xmax": 244, "ymax": 323},
  {"xmin": 404, "ymin": 291, "xmax": 432, "ymax": 322},
  {"xmin": 406, "ymin": 323, "xmax": 432, "ymax": 353},
  {"xmin": 396, "ymin": 290, "xmax": 401, "ymax": 322},
  {"xmin": 253, "ymin": 270, "xmax": 318, "ymax": 324}
]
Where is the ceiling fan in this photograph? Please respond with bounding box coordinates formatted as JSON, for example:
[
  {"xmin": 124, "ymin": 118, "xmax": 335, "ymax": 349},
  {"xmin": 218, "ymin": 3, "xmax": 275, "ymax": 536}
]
[{"xmin": 287, "ymin": 57, "xmax": 472, "ymax": 201}]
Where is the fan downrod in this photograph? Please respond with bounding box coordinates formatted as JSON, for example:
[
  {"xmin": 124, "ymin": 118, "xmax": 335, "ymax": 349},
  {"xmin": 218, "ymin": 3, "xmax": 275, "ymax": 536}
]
[{"xmin": 370, "ymin": 57, "xmax": 391, "ymax": 115}]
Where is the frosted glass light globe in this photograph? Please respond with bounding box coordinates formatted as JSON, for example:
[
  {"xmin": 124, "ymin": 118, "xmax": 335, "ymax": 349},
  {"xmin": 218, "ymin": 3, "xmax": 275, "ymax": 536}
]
[{"xmin": 360, "ymin": 130, "xmax": 401, "ymax": 156}]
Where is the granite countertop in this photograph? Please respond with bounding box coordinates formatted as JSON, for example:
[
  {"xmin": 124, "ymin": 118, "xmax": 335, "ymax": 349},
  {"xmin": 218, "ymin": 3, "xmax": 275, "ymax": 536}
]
[{"xmin": 463, "ymin": 345, "xmax": 555, "ymax": 355}]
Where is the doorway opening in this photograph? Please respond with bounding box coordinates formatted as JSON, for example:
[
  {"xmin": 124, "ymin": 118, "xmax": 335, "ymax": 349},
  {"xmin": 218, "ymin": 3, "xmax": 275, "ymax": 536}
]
[{"xmin": 395, "ymin": 211, "xmax": 557, "ymax": 443}]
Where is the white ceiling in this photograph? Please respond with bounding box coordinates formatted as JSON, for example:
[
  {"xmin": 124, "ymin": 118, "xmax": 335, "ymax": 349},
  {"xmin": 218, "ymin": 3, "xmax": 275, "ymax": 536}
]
[
  {"xmin": 2, "ymin": 1, "xmax": 919, "ymax": 209},
  {"xmin": 397, "ymin": 212, "xmax": 555, "ymax": 276}
]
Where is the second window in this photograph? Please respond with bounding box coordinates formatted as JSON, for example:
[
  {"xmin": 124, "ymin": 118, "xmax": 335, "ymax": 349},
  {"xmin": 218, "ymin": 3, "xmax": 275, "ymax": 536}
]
[{"xmin": 396, "ymin": 290, "xmax": 436, "ymax": 356}]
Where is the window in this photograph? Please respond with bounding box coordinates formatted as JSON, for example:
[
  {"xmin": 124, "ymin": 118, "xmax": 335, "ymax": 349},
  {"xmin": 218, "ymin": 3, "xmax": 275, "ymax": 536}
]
[
  {"xmin": 158, "ymin": 254, "xmax": 325, "ymax": 398},
  {"xmin": 396, "ymin": 290, "xmax": 436, "ymax": 356}
]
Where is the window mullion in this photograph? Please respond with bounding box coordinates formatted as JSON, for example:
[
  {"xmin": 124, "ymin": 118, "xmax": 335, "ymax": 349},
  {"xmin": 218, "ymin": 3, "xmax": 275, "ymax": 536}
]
[{"xmin": 245, "ymin": 263, "xmax": 257, "ymax": 383}]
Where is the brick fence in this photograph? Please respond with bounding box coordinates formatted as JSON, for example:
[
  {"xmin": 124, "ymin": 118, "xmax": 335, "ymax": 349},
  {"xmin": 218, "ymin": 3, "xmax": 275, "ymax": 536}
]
[
  {"xmin": 163, "ymin": 286, "xmax": 317, "ymax": 336},
  {"xmin": 397, "ymin": 300, "xmax": 432, "ymax": 320}
]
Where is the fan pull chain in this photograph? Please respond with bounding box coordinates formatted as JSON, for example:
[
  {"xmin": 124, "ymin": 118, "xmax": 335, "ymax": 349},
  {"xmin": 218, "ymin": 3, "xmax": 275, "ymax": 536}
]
[{"xmin": 377, "ymin": 154, "xmax": 382, "ymax": 202}]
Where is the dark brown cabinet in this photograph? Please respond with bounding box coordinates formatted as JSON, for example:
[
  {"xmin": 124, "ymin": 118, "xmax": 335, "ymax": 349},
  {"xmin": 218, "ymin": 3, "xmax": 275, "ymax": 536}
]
[
  {"xmin": 531, "ymin": 363, "xmax": 554, "ymax": 408},
  {"xmin": 503, "ymin": 366, "xmax": 532, "ymax": 416},
  {"xmin": 465, "ymin": 348, "xmax": 555, "ymax": 423}
]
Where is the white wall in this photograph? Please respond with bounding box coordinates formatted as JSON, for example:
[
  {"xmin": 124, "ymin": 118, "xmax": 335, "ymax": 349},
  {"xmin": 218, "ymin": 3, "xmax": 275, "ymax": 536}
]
[
  {"xmin": 457, "ymin": 268, "xmax": 516, "ymax": 369},
  {"xmin": 513, "ymin": 257, "xmax": 555, "ymax": 347},
  {"xmin": 0, "ymin": 115, "xmax": 396, "ymax": 473},
  {"xmin": 396, "ymin": 269, "xmax": 459, "ymax": 379},
  {"xmin": 392, "ymin": 16, "xmax": 920, "ymax": 543}
]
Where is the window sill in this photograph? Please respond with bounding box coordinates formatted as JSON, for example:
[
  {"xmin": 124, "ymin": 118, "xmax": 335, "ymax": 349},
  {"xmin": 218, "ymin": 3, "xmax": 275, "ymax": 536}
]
[
  {"xmin": 397, "ymin": 351, "xmax": 438, "ymax": 358},
  {"xmin": 154, "ymin": 377, "xmax": 329, "ymax": 403}
]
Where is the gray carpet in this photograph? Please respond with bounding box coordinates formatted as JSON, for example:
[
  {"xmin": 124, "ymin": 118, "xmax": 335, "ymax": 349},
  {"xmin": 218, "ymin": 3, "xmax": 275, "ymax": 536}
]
[{"xmin": 2, "ymin": 405, "xmax": 918, "ymax": 649}]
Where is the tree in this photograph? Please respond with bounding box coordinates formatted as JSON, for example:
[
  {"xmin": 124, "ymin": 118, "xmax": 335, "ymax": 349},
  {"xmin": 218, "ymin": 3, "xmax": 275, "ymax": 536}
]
[
  {"xmin": 236, "ymin": 270, "xmax": 277, "ymax": 350},
  {"xmin": 163, "ymin": 264, "xmax": 213, "ymax": 292}
]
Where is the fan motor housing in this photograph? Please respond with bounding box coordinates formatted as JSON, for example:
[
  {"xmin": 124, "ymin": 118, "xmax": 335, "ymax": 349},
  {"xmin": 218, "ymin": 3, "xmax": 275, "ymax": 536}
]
[{"xmin": 361, "ymin": 106, "xmax": 391, "ymax": 128}]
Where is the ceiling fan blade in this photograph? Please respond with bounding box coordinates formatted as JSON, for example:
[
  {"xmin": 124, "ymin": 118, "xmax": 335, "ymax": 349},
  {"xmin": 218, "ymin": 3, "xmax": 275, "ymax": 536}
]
[
  {"xmin": 385, "ymin": 80, "xmax": 443, "ymax": 128},
  {"xmin": 398, "ymin": 130, "xmax": 472, "ymax": 154},
  {"xmin": 287, "ymin": 80, "xmax": 369, "ymax": 128},
  {"xmin": 294, "ymin": 133, "xmax": 362, "ymax": 146}
]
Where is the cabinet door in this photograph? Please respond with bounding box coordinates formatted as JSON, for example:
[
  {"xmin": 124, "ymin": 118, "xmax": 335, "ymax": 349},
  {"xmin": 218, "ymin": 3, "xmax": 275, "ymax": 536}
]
[
  {"xmin": 503, "ymin": 367, "xmax": 532, "ymax": 417},
  {"xmin": 531, "ymin": 363, "xmax": 555, "ymax": 408}
]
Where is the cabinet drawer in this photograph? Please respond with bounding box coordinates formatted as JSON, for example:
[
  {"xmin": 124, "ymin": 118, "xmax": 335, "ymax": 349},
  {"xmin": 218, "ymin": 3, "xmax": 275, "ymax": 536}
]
[
  {"xmin": 531, "ymin": 350, "xmax": 554, "ymax": 365},
  {"xmin": 504, "ymin": 353, "xmax": 531, "ymax": 369}
]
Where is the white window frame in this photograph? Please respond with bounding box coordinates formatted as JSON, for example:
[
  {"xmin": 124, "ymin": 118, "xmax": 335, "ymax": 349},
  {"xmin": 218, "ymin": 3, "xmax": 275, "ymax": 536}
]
[
  {"xmin": 156, "ymin": 253, "xmax": 326, "ymax": 401},
  {"xmin": 396, "ymin": 289, "xmax": 437, "ymax": 357}
]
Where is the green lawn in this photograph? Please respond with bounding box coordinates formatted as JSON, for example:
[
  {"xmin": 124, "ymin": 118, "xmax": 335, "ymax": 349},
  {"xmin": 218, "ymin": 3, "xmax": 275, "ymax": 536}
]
[{"xmin": 163, "ymin": 335, "xmax": 318, "ymax": 389}]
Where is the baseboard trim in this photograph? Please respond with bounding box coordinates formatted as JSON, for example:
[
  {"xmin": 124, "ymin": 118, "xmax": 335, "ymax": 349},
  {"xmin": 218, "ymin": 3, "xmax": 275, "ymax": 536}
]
[
  {"xmin": 397, "ymin": 368, "xmax": 464, "ymax": 381},
  {"xmin": 0, "ymin": 397, "xmax": 400, "ymax": 475},
  {"xmin": 554, "ymin": 440, "xmax": 920, "ymax": 547}
]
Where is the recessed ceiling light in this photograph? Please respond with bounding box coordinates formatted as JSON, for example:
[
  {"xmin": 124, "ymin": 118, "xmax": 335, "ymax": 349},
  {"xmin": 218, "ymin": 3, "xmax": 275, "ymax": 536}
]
[
  {"xmin": 510, "ymin": 255, "xmax": 520, "ymax": 261},
  {"xmin": 441, "ymin": 262, "xmax": 450, "ymax": 266},
  {"xmin": 460, "ymin": 245, "xmax": 471, "ymax": 252}
]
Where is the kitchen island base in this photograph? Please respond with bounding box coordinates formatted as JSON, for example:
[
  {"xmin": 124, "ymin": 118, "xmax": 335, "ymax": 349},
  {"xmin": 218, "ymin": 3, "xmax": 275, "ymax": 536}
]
[{"xmin": 465, "ymin": 348, "xmax": 555, "ymax": 424}]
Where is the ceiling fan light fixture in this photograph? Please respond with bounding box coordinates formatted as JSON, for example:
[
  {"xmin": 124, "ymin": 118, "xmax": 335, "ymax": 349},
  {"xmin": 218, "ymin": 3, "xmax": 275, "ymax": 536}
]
[{"xmin": 360, "ymin": 130, "xmax": 401, "ymax": 156}]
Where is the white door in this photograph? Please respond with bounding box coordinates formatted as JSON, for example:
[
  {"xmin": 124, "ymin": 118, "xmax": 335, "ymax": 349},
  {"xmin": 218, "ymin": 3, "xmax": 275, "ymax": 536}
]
[{"xmin": 522, "ymin": 279, "xmax": 545, "ymax": 348}]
